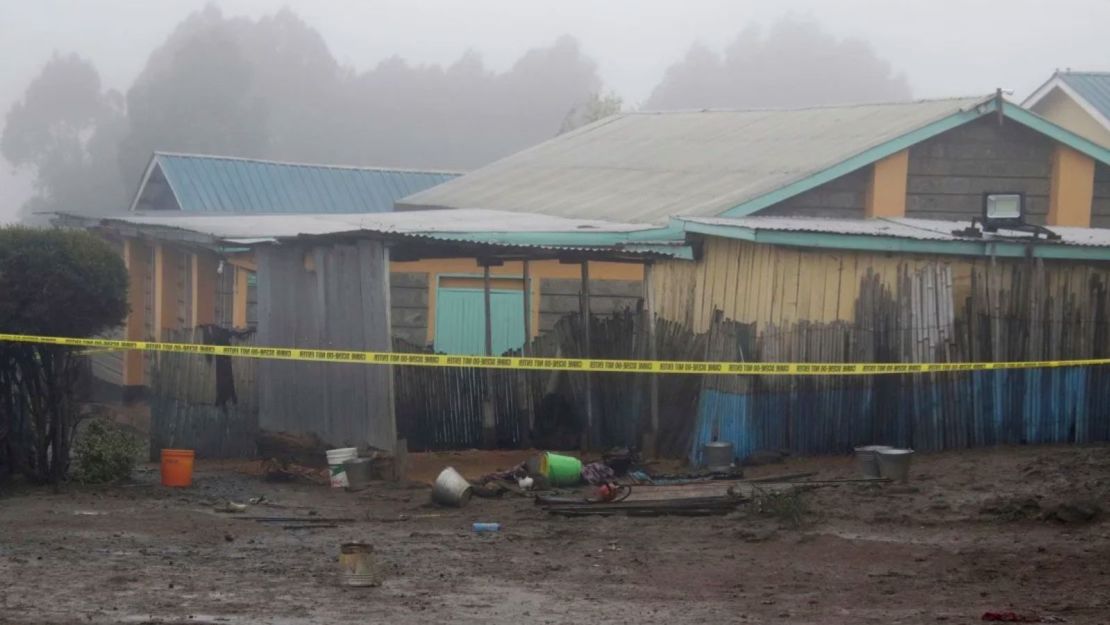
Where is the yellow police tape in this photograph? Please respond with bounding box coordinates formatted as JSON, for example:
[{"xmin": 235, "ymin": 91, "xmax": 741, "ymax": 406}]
[{"xmin": 3, "ymin": 332, "xmax": 1109, "ymax": 376}]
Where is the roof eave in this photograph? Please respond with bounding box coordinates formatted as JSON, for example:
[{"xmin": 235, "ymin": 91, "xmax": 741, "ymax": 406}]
[
  {"xmin": 67, "ymin": 212, "xmax": 691, "ymax": 260},
  {"xmin": 59, "ymin": 212, "xmax": 224, "ymax": 248},
  {"xmin": 677, "ymin": 217, "xmax": 1110, "ymax": 262}
]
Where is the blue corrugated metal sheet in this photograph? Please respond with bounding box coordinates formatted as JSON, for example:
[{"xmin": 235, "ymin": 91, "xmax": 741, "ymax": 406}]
[
  {"xmin": 1059, "ymin": 72, "xmax": 1110, "ymax": 122},
  {"xmin": 138, "ymin": 152, "xmax": 460, "ymax": 214},
  {"xmin": 689, "ymin": 368, "xmax": 1110, "ymax": 465}
]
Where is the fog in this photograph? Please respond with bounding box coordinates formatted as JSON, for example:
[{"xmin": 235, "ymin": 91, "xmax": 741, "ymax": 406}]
[{"xmin": 2, "ymin": 0, "xmax": 1108, "ymax": 223}]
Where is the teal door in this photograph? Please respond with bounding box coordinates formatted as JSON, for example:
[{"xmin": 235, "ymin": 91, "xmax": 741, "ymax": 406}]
[{"xmin": 434, "ymin": 287, "xmax": 526, "ymax": 355}]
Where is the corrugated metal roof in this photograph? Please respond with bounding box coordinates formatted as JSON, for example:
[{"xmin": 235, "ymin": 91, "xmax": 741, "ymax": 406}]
[
  {"xmin": 398, "ymin": 96, "xmax": 992, "ymax": 223},
  {"xmin": 77, "ymin": 209, "xmax": 689, "ymax": 258},
  {"xmin": 116, "ymin": 209, "xmax": 655, "ymax": 238},
  {"xmin": 131, "ymin": 152, "xmax": 461, "ymax": 214},
  {"xmin": 1058, "ymin": 72, "xmax": 1110, "ymax": 122},
  {"xmin": 683, "ymin": 216, "xmax": 1110, "ymax": 248}
]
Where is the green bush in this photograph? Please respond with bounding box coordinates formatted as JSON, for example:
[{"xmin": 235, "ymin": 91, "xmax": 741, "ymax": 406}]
[
  {"xmin": 0, "ymin": 227, "xmax": 128, "ymax": 483},
  {"xmin": 71, "ymin": 419, "xmax": 142, "ymax": 483}
]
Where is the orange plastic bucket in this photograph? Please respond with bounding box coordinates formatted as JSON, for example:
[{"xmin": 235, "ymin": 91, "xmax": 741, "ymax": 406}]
[{"xmin": 160, "ymin": 449, "xmax": 195, "ymax": 487}]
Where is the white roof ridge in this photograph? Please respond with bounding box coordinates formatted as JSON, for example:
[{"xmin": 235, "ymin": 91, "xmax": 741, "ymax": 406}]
[{"xmin": 630, "ymin": 95, "xmax": 993, "ymax": 116}]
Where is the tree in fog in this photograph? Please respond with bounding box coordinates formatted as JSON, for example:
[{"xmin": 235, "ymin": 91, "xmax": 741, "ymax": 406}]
[
  {"xmin": 1, "ymin": 54, "xmax": 126, "ymax": 222},
  {"xmin": 646, "ymin": 17, "xmax": 911, "ymax": 110},
  {"xmin": 120, "ymin": 6, "xmax": 349, "ymax": 179},
  {"xmin": 117, "ymin": 6, "xmax": 272, "ymax": 194},
  {"xmin": 344, "ymin": 35, "xmax": 602, "ymax": 168},
  {"xmin": 4, "ymin": 7, "xmax": 605, "ymax": 220},
  {"xmin": 559, "ymin": 92, "xmax": 624, "ymax": 134}
]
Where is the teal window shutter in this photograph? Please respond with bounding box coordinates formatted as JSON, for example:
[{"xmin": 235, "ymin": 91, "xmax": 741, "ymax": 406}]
[{"xmin": 434, "ymin": 287, "xmax": 526, "ymax": 355}]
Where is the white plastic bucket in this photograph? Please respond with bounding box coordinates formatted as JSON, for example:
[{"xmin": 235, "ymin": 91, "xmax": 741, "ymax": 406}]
[
  {"xmin": 431, "ymin": 466, "xmax": 472, "ymax": 507},
  {"xmin": 326, "ymin": 447, "xmax": 359, "ymax": 488}
]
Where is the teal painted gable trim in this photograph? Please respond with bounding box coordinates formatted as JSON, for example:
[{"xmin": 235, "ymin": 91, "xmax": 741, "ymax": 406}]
[
  {"xmin": 679, "ymin": 220, "xmax": 1110, "ymax": 262},
  {"xmin": 720, "ymin": 100, "xmax": 996, "ymax": 218},
  {"xmin": 718, "ymin": 100, "xmax": 1110, "ymax": 220},
  {"xmin": 1000, "ymin": 102, "xmax": 1110, "ymax": 165}
]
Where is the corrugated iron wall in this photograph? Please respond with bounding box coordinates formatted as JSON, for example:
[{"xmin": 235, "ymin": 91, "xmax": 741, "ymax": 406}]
[
  {"xmin": 256, "ymin": 241, "xmax": 396, "ymax": 451},
  {"xmin": 675, "ymin": 242, "xmax": 1110, "ymax": 463},
  {"xmin": 691, "ymin": 367, "xmax": 1110, "ymax": 464},
  {"xmin": 149, "ymin": 327, "xmax": 258, "ymax": 458}
]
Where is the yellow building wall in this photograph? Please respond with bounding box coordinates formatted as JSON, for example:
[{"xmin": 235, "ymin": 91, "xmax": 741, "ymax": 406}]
[
  {"xmin": 864, "ymin": 150, "xmax": 909, "ymax": 218},
  {"xmin": 652, "ymin": 237, "xmax": 979, "ymax": 333},
  {"xmin": 122, "ymin": 239, "xmax": 151, "ymax": 386},
  {"xmin": 1048, "ymin": 144, "xmax": 1095, "ymax": 227},
  {"xmin": 1031, "ymin": 88, "xmax": 1110, "ymax": 148},
  {"xmin": 123, "ymin": 240, "xmax": 222, "ymax": 358},
  {"xmin": 122, "ymin": 240, "xmax": 643, "ymax": 352}
]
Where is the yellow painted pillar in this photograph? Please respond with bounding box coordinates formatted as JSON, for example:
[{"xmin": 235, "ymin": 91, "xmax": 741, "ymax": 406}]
[
  {"xmin": 152, "ymin": 244, "xmax": 181, "ymax": 341},
  {"xmin": 122, "ymin": 238, "xmax": 150, "ymax": 387},
  {"xmin": 1048, "ymin": 145, "xmax": 1094, "ymax": 227},
  {"xmin": 191, "ymin": 253, "xmax": 218, "ymax": 326},
  {"xmin": 865, "ymin": 150, "xmax": 909, "ymax": 218},
  {"xmin": 233, "ymin": 267, "xmax": 250, "ymax": 328}
]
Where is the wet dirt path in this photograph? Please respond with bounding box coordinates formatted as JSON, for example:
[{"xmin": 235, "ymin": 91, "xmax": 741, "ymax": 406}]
[{"xmin": 1, "ymin": 445, "xmax": 1108, "ymax": 624}]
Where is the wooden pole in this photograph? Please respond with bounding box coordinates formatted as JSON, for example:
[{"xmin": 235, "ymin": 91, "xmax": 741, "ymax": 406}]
[
  {"xmin": 482, "ymin": 262, "xmax": 495, "ymax": 448},
  {"xmin": 644, "ymin": 262, "xmax": 659, "ymax": 457},
  {"xmin": 580, "ymin": 260, "xmax": 593, "ymax": 450},
  {"xmin": 522, "ymin": 260, "xmax": 532, "ymax": 353},
  {"xmin": 519, "ymin": 260, "xmax": 533, "ymax": 449},
  {"xmin": 483, "ymin": 264, "xmax": 493, "ymax": 357}
]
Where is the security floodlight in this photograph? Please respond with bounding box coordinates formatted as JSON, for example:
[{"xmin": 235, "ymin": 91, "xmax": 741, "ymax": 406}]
[
  {"xmin": 953, "ymin": 191, "xmax": 1059, "ymax": 240},
  {"xmin": 983, "ymin": 192, "xmax": 1024, "ymax": 225}
]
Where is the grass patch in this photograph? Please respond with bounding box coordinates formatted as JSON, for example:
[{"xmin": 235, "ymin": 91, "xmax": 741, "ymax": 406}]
[
  {"xmin": 71, "ymin": 418, "xmax": 142, "ymax": 484},
  {"xmin": 752, "ymin": 486, "xmax": 809, "ymax": 528}
]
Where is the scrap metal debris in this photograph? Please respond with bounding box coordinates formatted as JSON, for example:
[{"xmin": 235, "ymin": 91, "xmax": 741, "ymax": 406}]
[
  {"xmin": 236, "ymin": 515, "xmax": 354, "ymax": 530},
  {"xmin": 540, "ymin": 495, "xmax": 744, "ymax": 517}
]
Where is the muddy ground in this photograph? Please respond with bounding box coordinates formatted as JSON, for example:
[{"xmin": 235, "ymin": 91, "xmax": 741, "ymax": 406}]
[{"xmin": 1, "ymin": 445, "xmax": 1109, "ymax": 625}]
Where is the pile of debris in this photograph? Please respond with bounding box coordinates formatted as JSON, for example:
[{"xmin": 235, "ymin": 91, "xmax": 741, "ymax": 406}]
[
  {"xmin": 427, "ymin": 445, "xmax": 896, "ymax": 520},
  {"xmin": 428, "ymin": 446, "xmax": 756, "ymax": 517}
]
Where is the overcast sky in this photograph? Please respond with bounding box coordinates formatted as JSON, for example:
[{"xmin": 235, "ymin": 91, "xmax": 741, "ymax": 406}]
[{"xmin": 2, "ymin": 0, "xmax": 1108, "ymax": 223}]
